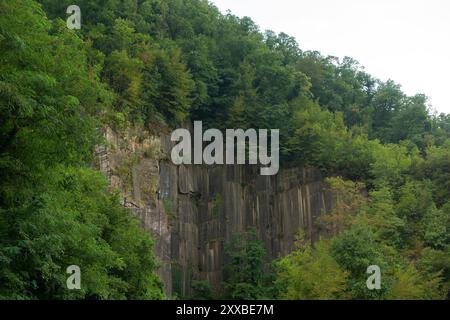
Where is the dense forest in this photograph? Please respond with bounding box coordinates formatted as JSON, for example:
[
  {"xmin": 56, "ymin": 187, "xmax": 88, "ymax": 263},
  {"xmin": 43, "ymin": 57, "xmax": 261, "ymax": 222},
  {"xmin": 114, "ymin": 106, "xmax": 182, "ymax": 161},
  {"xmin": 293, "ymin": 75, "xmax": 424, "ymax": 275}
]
[{"xmin": 1, "ymin": 0, "xmax": 450, "ymax": 299}]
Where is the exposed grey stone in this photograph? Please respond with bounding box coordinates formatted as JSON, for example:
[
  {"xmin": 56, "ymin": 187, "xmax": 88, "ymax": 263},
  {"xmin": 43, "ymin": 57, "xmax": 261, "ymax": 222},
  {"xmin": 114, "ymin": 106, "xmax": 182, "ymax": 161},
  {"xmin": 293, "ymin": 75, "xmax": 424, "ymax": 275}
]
[{"xmin": 99, "ymin": 128, "xmax": 333, "ymax": 298}]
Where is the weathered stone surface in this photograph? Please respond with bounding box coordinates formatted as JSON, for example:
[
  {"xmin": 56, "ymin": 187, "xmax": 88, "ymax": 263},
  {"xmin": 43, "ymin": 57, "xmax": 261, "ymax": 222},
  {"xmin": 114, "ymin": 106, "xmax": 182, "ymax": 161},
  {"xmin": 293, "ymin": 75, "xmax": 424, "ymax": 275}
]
[
  {"xmin": 98, "ymin": 128, "xmax": 333, "ymax": 298},
  {"xmin": 166, "ymin": 164, "xmax": 333, "ymax": 296}
]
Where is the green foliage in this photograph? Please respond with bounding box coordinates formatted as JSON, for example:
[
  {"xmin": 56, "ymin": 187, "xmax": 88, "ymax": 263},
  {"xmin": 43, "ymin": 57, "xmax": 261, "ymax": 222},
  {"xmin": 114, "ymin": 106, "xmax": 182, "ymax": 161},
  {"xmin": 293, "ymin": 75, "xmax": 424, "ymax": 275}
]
[
  {"xmin": 370, "ymin": 143, "xmax": 415, "ymax": 189},
  {"xmin": 34, "ymin": 0, "xmax": 450, "ymax": 177},
  {"xmin": 276, "ymin": 237, "xmax": 349, "ymax": 299},
  {"xmin": 314, "ymin": 176, "xmax": 447, "ymax": 300},
  {"xmin": 418, "ymin": 246, "xmax": 450, "ymax": 298},
  {"xmin": 142, "ymin": 46, "xmax": 195, "ymax": 125},
  {"xmin": 330, "ymin": 225, "xmax": 392, "ymax": 299},
  {"xmin": 364, "ymin": 187, "xmax": 405, "ymax": 247},
  {"xmin": 191, "ymin": 280, "xmax": 214, "ymax": 300},
  {"xmin": 416, "ymin": 144, "xmax": 450, "ymax": 207},
  {"xmin": 2, "ymin": 0, "xmax": 449, "ymax": 300},
  {"xmin": 212, "ymin": 194, "xmax": 223, "ymax": 218},
  {"xmin": 223, "ymin": 228, "xmax": 272, "ymax": 300},
  {"xmin": 317, "ymin": 177, "xmax": 366, "ymax": 236},
  {"xmin": 0, "ymin": 166, "xmax": 164, "ymax": 299},
  {"xmin": 423, "ymin": 204, "xmax": 450, "ymax": 250},
  {"xmin": 163, "ymin": 198, "xmax": 177, "ymax": 223},
  {"xmin": 387, "ymin": 265, "xmax": 445, "ymax": 300},
  {"xmin": 0, "ymin": 0, "xmax": 163, "ymax": 299}
]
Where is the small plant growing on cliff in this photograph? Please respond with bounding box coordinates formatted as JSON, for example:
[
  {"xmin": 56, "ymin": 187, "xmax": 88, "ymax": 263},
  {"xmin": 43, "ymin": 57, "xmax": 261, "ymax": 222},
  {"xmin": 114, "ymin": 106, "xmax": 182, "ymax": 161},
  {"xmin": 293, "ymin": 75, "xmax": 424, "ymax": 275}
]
[
  {"xmin": 114, "ymin": 153, "xmax": 141, "ymax": 196},
  {"xmin": 163, "ymin": 198, "xmax": 177, "ymax": 223},
  {"xmin": 212, "ymin": 194, "xmax": 223, "ymax": 218},
  {"xmin": 144, "ymin": 142, "xmax": 162, "ymax": 159}
]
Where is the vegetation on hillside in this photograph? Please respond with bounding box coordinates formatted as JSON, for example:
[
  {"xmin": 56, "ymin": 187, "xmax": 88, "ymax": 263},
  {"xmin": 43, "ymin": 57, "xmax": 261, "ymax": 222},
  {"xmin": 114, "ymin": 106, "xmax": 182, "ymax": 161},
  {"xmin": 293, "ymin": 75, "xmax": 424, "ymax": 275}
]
[{"xmin": 1, "ymin": 0, "xmax": 449, "ymax": 299}]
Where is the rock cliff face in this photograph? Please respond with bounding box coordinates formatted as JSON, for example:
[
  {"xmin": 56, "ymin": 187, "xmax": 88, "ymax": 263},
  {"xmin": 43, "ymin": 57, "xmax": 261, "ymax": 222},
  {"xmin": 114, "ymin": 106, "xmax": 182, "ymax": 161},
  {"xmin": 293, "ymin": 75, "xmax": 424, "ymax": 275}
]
[{"xmin": 97, "ymin": 127, "xmax": 333, "ymax": 297}]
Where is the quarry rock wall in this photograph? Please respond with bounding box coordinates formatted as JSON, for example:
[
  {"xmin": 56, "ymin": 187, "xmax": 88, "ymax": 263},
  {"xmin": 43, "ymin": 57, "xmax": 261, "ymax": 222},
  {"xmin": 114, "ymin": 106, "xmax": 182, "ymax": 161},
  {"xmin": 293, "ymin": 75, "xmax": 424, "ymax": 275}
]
[{"xmin": 97, "ymin": 127, "xmax": 333, "ymax": 297}]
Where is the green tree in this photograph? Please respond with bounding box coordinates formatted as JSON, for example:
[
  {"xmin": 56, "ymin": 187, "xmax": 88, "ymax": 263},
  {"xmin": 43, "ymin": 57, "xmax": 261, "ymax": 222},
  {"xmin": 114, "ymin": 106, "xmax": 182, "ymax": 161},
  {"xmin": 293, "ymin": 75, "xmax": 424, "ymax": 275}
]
[
  {"xmin": 0, "ymin": 0, "xmax": 163, "ymax": 299},
  {"xmin": 387, "ymin": 265, "xmax": 444, "ymax": 300},
  {"xmin": 276, "ymin": 237, "xmax": 349, "ymax": 300},
  {"xmin": 223, "ymin": 228, "xmax": 271, "ymax": 299},
  {"xmin": 330, "ymin": 225, "xmax": 392, "ymax": 299}
]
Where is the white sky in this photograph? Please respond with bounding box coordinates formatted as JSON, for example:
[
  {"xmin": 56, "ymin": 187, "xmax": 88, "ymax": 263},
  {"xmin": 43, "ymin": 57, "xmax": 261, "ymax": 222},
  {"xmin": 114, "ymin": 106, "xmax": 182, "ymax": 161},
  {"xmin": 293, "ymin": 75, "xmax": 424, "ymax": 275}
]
[{"xmin": 211, "ymin": 0, "xmax": 450, "ymax": 114}]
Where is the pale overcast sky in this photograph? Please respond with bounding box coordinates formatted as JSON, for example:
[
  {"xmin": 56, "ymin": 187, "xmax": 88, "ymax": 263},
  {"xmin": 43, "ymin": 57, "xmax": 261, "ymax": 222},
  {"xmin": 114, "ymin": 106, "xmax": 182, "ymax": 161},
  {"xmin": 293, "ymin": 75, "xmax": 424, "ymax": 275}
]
[{"xmin": 211, "ymin": 0, "xmax": 450, "ymax": 114}]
